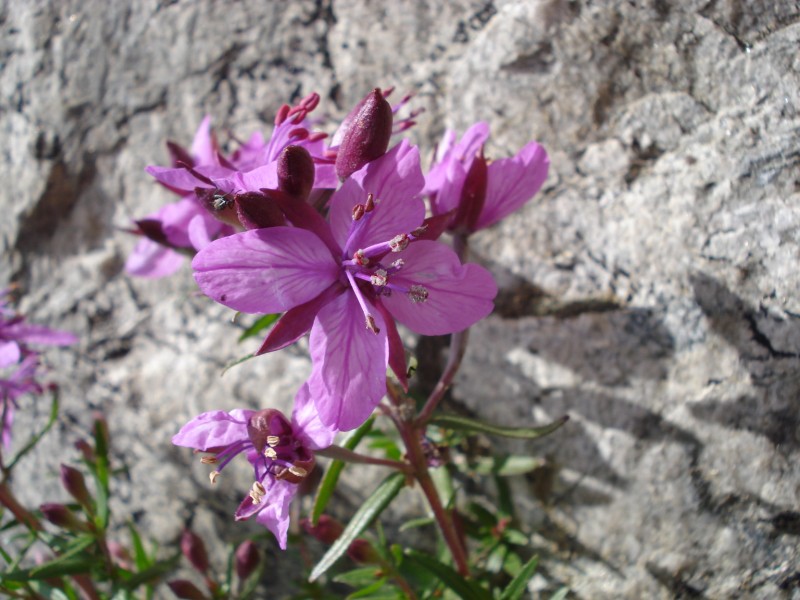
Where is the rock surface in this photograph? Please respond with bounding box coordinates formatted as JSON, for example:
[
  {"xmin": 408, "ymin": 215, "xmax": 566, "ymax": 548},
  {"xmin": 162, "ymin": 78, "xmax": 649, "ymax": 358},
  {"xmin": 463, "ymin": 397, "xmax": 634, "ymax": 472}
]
[{"xmin": 2, "ymin": 0, "xmax": 799, "ymax": 597}]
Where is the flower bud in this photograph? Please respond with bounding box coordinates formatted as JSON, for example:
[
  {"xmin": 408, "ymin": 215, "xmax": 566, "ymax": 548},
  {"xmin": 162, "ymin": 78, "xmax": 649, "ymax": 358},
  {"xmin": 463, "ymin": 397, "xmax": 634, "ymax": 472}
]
[
  {"xmin": 301, "ymin": 515, "xmax": 344, "ymax": 545},
  {"xmin": 167, "ymin": 579, "xmax": 209, "ymax": 600},
  {"xmin": 74, "ymin": 439, "xmax": 95, "ymax": 463},
  {"xmin": 278, "ymin": 145, "xmax": 316, "ymax": 200},
  {"xmin": 234, "ymin": 192, "xmax": 285, "ymax": 230},
  {"xmin": 347, "ymin": 538, "xmax": 382, "ymax": 565},
  {"xmin": 452, "ymin": 149, "xmax": 488, "ymax": 233},
  {"xmin": 335, "ymin": 89, "xmax": 393, "ymax": 180},
  {"xmin": 180, "ymin": 529, "xmax": 210, "ymax": 574},
  {"xmin": 60, "ymin": 464, "xmax": 92, "ymax": 509},
  {"xmin": 39, "ymin": 503, "xmax": 88, "ymax": 532},
  {"xmin": 234, "ymin": 539, "xmax": 261, "ymax": 580}
]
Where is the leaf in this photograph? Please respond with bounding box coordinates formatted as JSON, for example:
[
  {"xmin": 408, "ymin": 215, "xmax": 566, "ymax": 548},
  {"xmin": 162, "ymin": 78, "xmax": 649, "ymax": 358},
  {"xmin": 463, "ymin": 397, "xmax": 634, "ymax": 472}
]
[
  {"xmin": 335, "ymin": 567, "xmax": 384, "ymax": 588},
  {"xmin": 221, "ymin": 352, "xmax": 258, "ymax": 376},
  {"xmin": 549, "ymin": 587, "xmax": 570, "ymax": 600},
  {"xmin": 498, "ymin": 555, "xmax": 539, "ymax": 600},
  {"xmin": 398, "ymin": 517, "xmax": 434, "ymax": 532},
  {"xmin": 403, "ymin": 550, "xmax": 490, "ymax": 600},
  {"xmin": 6, "ymin": 389, "xmax": 59, "ymax": 471},
  {"xmin": 470, "ymin": 456, "xmax": 544, "ymax": 477},
  {"xmin": 127, "ymin": 522, "xmax": 151, "ymax": 571},
  {"xmin": 309, "ymin": 472, "xmax": 405, "ymax": 582},
  {"xmin": 238, "ymin": 313, "xmax": 280, "ymax": 342},
  {"xmin": 430, "ymin": 414, "xmax": 569, "ymax": 440},
  {"xmin": 116, "ymin": 554, "xmax": 180, "ymax": 590},
  {"xmin": 311, "ymin": 417, "xmax": 374, "ymax": 525}
]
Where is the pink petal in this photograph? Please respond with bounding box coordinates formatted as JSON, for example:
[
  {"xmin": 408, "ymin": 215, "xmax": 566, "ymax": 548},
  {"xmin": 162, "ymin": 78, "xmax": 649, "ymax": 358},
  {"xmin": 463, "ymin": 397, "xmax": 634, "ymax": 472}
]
[
  {"xmin": 0, "ymin": 341, "xmax": 20, "ymax": 368},
  {"xmin": 475, "ymin": 141, "xmax": 549, "ymax": 230},
  {"xmin": 328, "ymin": 140, "xmax": 426, "ymax": 252},
  {"xmin": 254, "ymin": 481, "xmax": 296, "ymax": 550},
  {"xmin": 190, "ymin": 116, "xmax": 217, "ymax": 166},
  {"xmin": 172, "ymin": 409, "xmax": 253, "ymax": 451},
  {"xmin": 381, "ymin": 241, "xmax": 497, "ymax": 335},
  {"xmin": 2, "ymin": 324, "xmax": 77, "ymax": 347},
  {"xmin": 291, "ymin": 383, "xmax": 338, "ymax": 450},
  {"xmin": 125, "ymin": 238, "xmax": 185, "ymax": 278},
  {"xmin": 193, "ymin": 227, "xmax": 339, "ymax": 314},
  {"xmin": 308, "ymin": 293, "xmax": 388, "ymax": 431}
]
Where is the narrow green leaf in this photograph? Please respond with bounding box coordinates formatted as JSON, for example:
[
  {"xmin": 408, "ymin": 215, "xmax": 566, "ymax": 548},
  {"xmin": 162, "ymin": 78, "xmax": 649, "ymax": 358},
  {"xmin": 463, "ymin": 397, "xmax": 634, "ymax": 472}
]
[
  {"xmin": 221, "ymin": 352, "xmax": 258, "ymax": 376},
  {"xmin": 238, "ymin": 313, "xmax": 280, "ymax": 342},
  {"xmin": 549, "ymin": 587, "xmax": 569, "ymax": 600},
  {"xmin": 430, "ymin": 414, "xmax": 569, "ymax": 440},
  {"xmin": 116, "ymin": 554, "xmax": 180, "ymax": 589},
  {"xmin": 403, "ymin": 550, "xmax": 490, "ymax": 600},
  {"xmin": 2, "ymin": 553, "xmax": 95, "ymax": 582},
  {"xmin": 7, "ymin": 389, "xmax": 59, "ymax": 471},
  {"xmin": 470, "ymin": 456, "xmax": 544, "ymax": 477},
  {"xmin": 92, "ymin": 418, "xmax": 111, "ymax": 529},
  {"xmin": 335, "ymin": 567, "xmax": 384, "ymax": 588},
  {"xmin": 498, "ymin": 555, "xmax": 539, "ymax": 600},
  {"xmin": 309, "ymin": 472, "xmax": 405, "ymax": 582},
  {"xmin": 311, "ymin": 417, "xmax": 374, "ymax": 525},
  {"xmin": 398, "ymin": 517, "xmax": 434, "ymax": 532},
  {"xmin": 127, "ymin": 522, "xmax": 151, "ymax": 571},
  {"xmin": 346, "ymin": 579, "xmax": 391, "ymax": 598}
]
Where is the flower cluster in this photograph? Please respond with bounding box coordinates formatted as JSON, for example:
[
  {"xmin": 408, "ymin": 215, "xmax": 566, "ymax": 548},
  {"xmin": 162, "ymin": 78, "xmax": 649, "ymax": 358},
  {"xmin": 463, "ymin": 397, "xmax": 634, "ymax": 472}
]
[
  {"xmin": 0, "ymin": 290, "xmax": 76, "ymax": 447},
  {"xmin": 132, "ymin": 88, "xmax": 549, "ymax": 547}
]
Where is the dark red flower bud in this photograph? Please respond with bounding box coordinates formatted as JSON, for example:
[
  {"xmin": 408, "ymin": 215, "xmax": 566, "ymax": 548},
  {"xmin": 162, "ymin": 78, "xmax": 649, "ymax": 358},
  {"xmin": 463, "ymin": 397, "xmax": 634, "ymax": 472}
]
[
  {"xmin": 39, "ymin": 503, "xmax": 88, "ymax": 532},
  {"xmin": 278, "ymin": 145, "xmax": 316, "ymax": 200},
  {"xmin": 453, "ymin": 149, "xmax": 488, "ymax": 233},
  {"xmin": 167, "ymin": 579, "xmax": 209, "ymax": 600},
  {"xmin": 234, "ymin": 192, "xmax": 285, "ymax": 230},
  {"xmin": 335, "ymin": 89, "xmax": 393, "ymax": 181},
  {"xmin": 234, "ymin": 540, "xmax": 261, "ymax": 580},
  {"xmin": 60, "ymin": 464, "xmax": 92, "ymax": 509},
  {"xmin": 74, "ymin": 439, "xmax": 95, "ymax": 463},
  {"xmin": 347, "ymin": 538, "xmax": 382, "ymax": 565},
  {"xmin": 180, "ymin": 529, "xmax": 210, "ymax": 574},
  {"xmin": 301, "ymin": 514, "xmax": 344, "ymax": 545}
]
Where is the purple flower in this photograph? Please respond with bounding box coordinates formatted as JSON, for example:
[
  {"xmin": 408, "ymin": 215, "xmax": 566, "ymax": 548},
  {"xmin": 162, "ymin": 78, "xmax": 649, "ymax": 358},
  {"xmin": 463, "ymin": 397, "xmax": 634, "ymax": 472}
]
[
  {"xmin": 0, "ymin": 355, "xmax": 42, "ymax": 448},
  {"xmin": 424, "ymin": 122, "xmax": 550, "ymax": 233},
  {"xmin": 193, "ymin": 141, "xmax": 497, "ymax": 430},
  {"xmin": 172, "ymin": 385, "xmax": 334, "ymax": 549}
]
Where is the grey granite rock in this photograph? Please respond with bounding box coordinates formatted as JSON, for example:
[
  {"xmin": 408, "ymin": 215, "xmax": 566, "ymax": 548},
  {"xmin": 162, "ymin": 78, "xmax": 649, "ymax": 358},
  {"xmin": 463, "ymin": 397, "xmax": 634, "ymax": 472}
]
[{"xmin": 1, "ymin": 0, "xmax": 798, "ymax": 597}]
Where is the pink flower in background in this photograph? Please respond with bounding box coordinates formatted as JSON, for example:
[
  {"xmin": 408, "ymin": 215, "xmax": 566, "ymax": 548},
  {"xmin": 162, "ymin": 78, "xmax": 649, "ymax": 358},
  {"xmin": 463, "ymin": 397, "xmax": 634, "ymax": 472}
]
[
  {"xmin": 193, "ymin": 141, "xmax": 497, "ymax": 431},
  {"xmin": 172, "ymin": 385, "xmax": 334, "ymax": 549},
  {"xmin": 0, "ymin": 290, "xmax": 77, "ymax": 447},
  {"xmin": 127, "ymin": 93, "xmax": 338, "ymax": 278},
  {"xmin": 424, "ymin": 122, "xmax": 550, "ymax": 233}
]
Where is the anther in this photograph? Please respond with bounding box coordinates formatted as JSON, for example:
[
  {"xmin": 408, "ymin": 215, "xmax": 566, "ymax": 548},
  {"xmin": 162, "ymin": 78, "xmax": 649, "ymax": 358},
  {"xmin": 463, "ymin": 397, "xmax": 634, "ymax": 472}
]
[
  {"xmin": 266, "ymin": 435, "xmax": 280, "ymax": 447},
  {"xmin": 200, "ymin": 456, "xmax": 218, "ymax": 464},
  {"xmin": 370, "ymin": 269, "xmax": 388, "ymax": 287},
  {"xmin": 365, "ymin": 315, "xmax": 380, "ymax": 334},
  {"xmin": 389, "ymin": 234, "xmax": 409, "ymax": 252},
  {"xmin": 288, "ymin": 465, "xmax": 308, "ymax": 478},
  {"xmin": 408, "ymin": 285, "xmax": 429, "ymax": 303},
  {"xmin": 390, "ymin": 259, "xmax": 405, "ymax": 269},
  {"xmin": 352, "ymin": 204, "xmax": 365, "ymax": 221},
  {"xmin": 209, "ymin": 471, "xmax": 220, "ymax": 485},
  {"xmin": 353, "ymin": 250, "xmax": 369, "ymax": 266},
  {"xmin": 364, "ymin": 193, "xmax": 375, "ymax": 212},
  {"xmin": 264, "ymin": 447, "xmax": 278, "ymax": 459},
  {"xmin": 249, "ymin": 481, "xmax": 266, "ymax": 504}
]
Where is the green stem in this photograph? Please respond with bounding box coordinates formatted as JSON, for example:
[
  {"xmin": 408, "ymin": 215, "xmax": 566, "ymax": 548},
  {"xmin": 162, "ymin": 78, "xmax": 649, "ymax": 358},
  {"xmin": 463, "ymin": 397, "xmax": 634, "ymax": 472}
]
[{"xmin": 315, "ymin": 446, "xmax": 412, "ymax": 473}]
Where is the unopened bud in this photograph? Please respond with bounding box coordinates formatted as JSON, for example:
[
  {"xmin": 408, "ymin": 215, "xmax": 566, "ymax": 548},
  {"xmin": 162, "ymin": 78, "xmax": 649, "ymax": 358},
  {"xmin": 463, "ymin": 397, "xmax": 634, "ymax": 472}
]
[
  {"xmin": 74, "ymin": 439, "xmax": 95, "ymax": 463},
  {"xmin": 234, "ymin": 539, "xmax": 261, "ymax": 580},
  {"xmin": 335, "ymin": 89, "xmax": 393, "ymax": 180},
  {"xmin": 180, "ymin": 529, "xmax": 210, "ymax": 574},
  {"xmin": 167, "ymin": 579, "xmax": 209, "ymax": 600},
  {"xmin": 39, "ymin": 503, "xmax": 88, "ymax": 532},
  {"xmin": 453, "ymin": 149, "xmax": 488, "ymax": 232},
  {"xmin": 301, "ymin": 515, "xmax": 344, "ymax": 545},
  {"xmin": 60, "ymin": 464, "xmax": 92, "ymax": 509},
  {"xmin": 278, "ymin": 145, "xmax": 316, "ymax": 200},
  {"xmin": 347, "ymin": 538, "xmax": 382, "ymax": 565},
  {"xmin": 92, "ymin": 413, "xmax": 110, "ymax": 454}
]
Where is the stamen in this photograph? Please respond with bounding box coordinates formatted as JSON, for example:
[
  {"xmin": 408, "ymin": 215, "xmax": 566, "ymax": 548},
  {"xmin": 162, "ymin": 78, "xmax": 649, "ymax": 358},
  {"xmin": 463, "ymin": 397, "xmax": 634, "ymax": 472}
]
[
  {"xmin": 288, "ymin": 465, "xmax": 308, "ymax": 478},
  {"xmin": 390, "ymin": 259, "xmax": 405, "ymax": 270},
  {"xmin": 408, "ymin": 285, "xmax": 429, "ymax": 303},
  {"xmin": 389, "ymin": 234, "xmax": 409, "ymax": 252},
  {"xmin": 366, "ymin": 315, "xmax": 380, "ymax": 334},
  {"xmin": 353, "ymin": 250, "xmax": 369, "ymax": 266},
  {"xmin": 364, "ymin": 193, "xmax": 375, "ymax": 212},
  {"xmin": 264, "ymin": 447, "xmax": 278, "ymax": 459},
  {"xmin": 200, "ymin": 456, "xmax": 218, "ymax": 464},
  {"xmin": 249, "ymin": 481, "xmax": 266, "ymax": 504},
  {"xmin": 370, "ymin": 269, "xmax": 388, "ymax": 287},
  {"xmin": 266, "ymin": 435, "xmax": 280, "ymax": 447},
  {"xmin": 352, "ymin": 204, "xmax": 365, "ymax": 221},
  {"xmin": 209, "ymin": 471, "xmax": 220, "ymax": 485}
]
